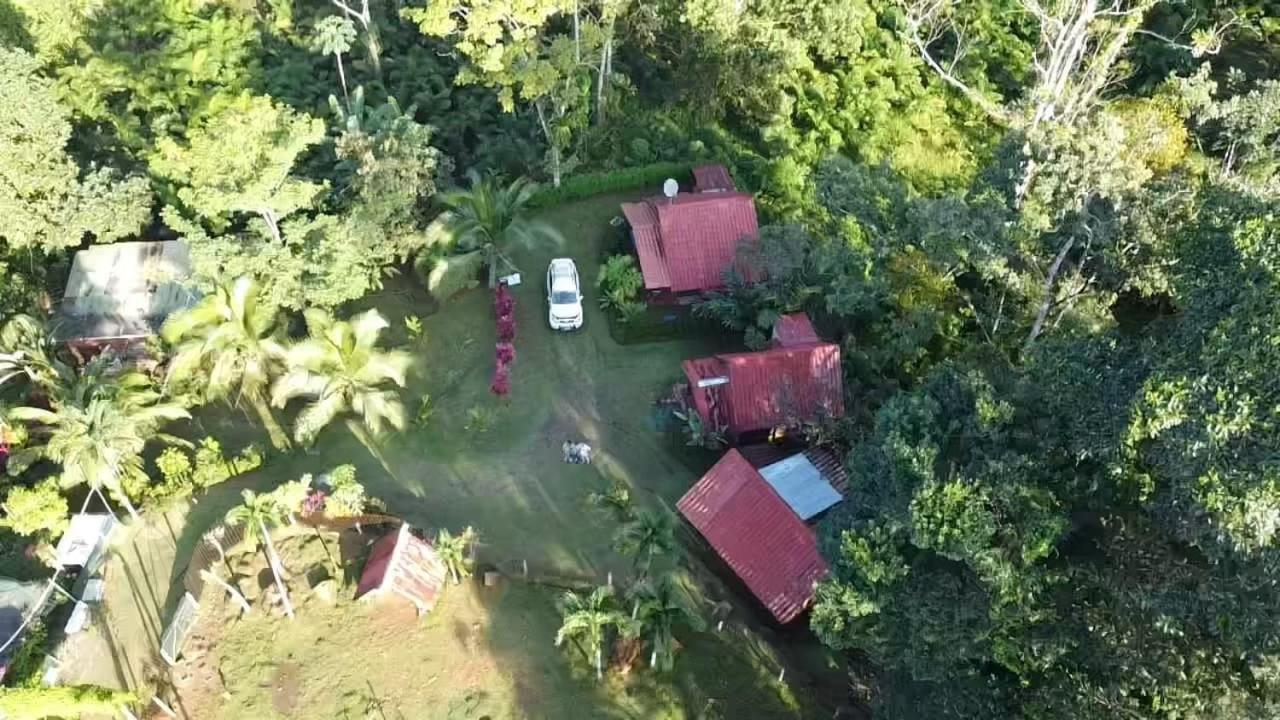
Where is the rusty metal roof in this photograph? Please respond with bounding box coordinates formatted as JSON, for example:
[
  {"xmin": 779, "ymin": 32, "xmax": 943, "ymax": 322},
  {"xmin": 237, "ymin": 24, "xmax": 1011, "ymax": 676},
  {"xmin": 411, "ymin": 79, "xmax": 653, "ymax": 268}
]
[
  {"xmin": 677, "ymin": 450, "xmax": 828, "ymax": 623},
  {"xmin": 693, "ymin": 164, "xmax": 735, "ymax": 193}
]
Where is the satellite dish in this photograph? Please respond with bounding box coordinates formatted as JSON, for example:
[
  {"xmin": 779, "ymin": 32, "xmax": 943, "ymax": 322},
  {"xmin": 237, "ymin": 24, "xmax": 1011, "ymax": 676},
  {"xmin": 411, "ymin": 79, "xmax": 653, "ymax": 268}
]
[{"xmin": 662, "ymin": 178, "xmax": 679, "ymax": 200}]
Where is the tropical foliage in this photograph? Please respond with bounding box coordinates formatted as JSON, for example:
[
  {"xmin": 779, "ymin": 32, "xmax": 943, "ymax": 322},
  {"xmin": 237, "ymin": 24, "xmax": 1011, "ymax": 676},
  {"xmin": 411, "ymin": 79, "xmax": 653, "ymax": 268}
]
[
  {"xmin": 163, "ymin": 277, "xmax": 290, "ymax": 450},
  {"xmin": 555, "ymin": 585, "xmax": 628, "ymax": 681},
  {"xmin": 5, "ymin": 356, "xmax": 190, "ymax": 519},
  {"xmin": 0, "ymin": 0, "xmax": 1278, "ymax": 715},
  {"xmin": 272, "ymin": 309, "xmax": 411, "ymax": 447}
]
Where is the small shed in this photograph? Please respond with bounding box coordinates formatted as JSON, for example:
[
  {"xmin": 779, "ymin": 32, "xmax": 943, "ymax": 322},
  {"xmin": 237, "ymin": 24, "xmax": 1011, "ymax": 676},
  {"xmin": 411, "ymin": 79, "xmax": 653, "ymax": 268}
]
[
  {"xmin": 692, "ymin": 164, "xmax": 735, "ymax": 193},
  {"xmin": 356, "ymin": 524, "xmax": 448, "ymax": 615},
  {"xmin": 56, "ymin": 240, "xmax": 197, "ymax": 352},
  {"xmin": 54, "ymin": 514, "xmax": 116, "ymax": 572}
]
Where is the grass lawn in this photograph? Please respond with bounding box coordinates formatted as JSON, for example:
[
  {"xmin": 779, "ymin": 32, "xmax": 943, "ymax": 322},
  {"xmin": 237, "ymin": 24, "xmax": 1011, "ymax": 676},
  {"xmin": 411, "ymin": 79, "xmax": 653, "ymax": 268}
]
[
  {"xmin": 59, "ymin": 193, "xmax": 847, "ymax": 718},
  {"xmin": 168, "ymin": 530, "xmax": 819, "ymax": 720}
]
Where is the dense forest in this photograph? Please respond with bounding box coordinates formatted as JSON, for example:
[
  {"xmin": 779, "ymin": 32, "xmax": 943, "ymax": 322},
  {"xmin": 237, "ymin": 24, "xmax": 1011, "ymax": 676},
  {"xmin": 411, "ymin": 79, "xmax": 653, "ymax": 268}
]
[{"xmin": 1, "ymin": 0, "xmax": 1279, "ymax": 718}]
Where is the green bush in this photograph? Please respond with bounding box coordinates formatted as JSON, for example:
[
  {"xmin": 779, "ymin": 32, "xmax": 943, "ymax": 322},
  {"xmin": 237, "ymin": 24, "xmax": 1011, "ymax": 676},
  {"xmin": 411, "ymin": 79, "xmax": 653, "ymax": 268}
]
[
  {"xmin": 597, "ymin": 254, "xmax": 646, "ymax": 322},
  {"xmin": 527, "ymin": 162, "xmax": 695, "ymax": 209},
  {"xmin": 144, "ymin": 438, "xmax": 263, "ymax": 506}
]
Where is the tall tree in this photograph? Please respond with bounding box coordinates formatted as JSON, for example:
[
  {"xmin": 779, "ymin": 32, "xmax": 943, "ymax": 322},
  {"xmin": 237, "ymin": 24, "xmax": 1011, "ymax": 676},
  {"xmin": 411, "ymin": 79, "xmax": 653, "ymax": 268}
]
[
  {"xmin": 435, "ymin": 171, "xmax": 562, "ymax": 287},
  {"xmin": 555, "ymin": 585, "xmax": 627, "ymax": 681},
  {"xmin": 162, "ymin": 277, "xmax": 291, "ymax": 450},
  {"xmin": 225, "ymin": 489, "xmax": 294, "ymax": 619},
  {"xmin": 311, "ymin": 16, "xmax": 358, "ymax": 106},
  {"xmin": 403, "ymin": 0, "xmax": 600, "ymax": 186},
  {"xmin": 151, "ymin": 93, "xmax": 326, "ymax": 244},
  {"xmin": 6, "ymin": 359, "xmax": 191, "ymax": 519},
  {"xmin": 630, "ymin": 576, "xmax": 704, "ymax": 670},
  {"xmin": 271, "ymin": 309, "xmax": 411, "ymax": 447},
  {"xmin": 613, "ymin": 508, "xmax": 675, "ymax": 577},
  {"xmin": 0, "ymin": 47, "xmax": 151, "ymax": 252}
]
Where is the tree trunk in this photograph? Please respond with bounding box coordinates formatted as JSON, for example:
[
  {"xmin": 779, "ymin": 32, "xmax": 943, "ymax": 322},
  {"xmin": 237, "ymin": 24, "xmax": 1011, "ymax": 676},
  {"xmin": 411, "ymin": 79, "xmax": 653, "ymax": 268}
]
[
  {"xmin": 534, "ymin": 102, "xmax": 562, "ymax": 188},
  {"xmin": 1023, "ymin": 236, "xmax": 1076, "ymax": 352},
  {"xmin": 573, "ymin": 0, "xmax": 581, "ymax": 63},
  {"xmin": 249, "ymin": 394, "xmax": 291, "ymax": 450},
  {"xmin": 261, "ymin": 520, "xmax": 295, "ymax": 619},
  {"xmin": 595, "ymin": 646, "xmax": 603, "ymax": 681},
  {"xmin": 596, "ymin": 37, "xmax": 610, "ymax": 126},
  {"xmin": 335, "ymin": 52, "xmax": 349, "ymax": 107},
  {"xmin": 118, "ymin": 492, "xmax": 140, "ymax": 521},
  {"xmin": 259, "ymin": 208, "xmax": 282, "ymax": 245}
]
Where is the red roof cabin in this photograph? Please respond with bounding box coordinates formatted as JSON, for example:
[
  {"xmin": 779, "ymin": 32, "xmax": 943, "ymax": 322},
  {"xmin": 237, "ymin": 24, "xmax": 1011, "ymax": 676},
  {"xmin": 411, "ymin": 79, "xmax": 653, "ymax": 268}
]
[
  {"xmin": 356, "ymin": 524, "xmax": 448, "ymax": 615},
  {"xmin": 620, "ymin": 165, "xmax": 760, "ymax": 298},
  {"xmin": 677, "ymin": 449, "xmax": 836, "ymax": 623},
  {"xmin": 682, "ymin": 313, "xmax": 844, "ymax": 441}
]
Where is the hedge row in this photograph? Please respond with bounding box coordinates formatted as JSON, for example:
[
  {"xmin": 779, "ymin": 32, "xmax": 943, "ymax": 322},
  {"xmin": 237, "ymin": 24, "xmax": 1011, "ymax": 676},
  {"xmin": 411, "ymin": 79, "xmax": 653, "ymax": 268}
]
[
  {"xmin": 604, "ymin": 303, "xmax": 736, "ymax": 346},
  {"xmin": 528, "ymin": 162, "xmax": 696, "ymax": 209}
]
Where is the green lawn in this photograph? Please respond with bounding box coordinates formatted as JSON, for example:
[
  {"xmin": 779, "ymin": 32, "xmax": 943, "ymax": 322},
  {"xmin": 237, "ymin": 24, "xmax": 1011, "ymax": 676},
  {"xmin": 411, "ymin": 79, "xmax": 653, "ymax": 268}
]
[{"xmin": 61, "ymin": 194, "xmax": 847, "ymax": 718}]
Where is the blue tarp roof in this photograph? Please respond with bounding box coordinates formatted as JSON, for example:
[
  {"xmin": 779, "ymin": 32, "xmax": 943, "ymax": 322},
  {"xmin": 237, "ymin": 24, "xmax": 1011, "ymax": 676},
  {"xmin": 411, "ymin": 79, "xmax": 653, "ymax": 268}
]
[{"xmin": 759, "ymin": 453, "xmax": 842, "ymax": 521}]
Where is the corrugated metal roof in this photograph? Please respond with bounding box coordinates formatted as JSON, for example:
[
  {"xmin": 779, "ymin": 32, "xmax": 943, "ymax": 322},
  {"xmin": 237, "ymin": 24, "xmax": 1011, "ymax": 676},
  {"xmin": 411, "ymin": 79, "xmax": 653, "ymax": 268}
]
[
  {"xmin": 689, "ymin": 344, "xmax": 844, "ymax": 436},
  {"xmin": 773, "ymin": 313, "xmax": 819, "ymax": 347},
  {"xmin": 57, "ymin": 240, "xmax": 198, "ymax": 342},
  {"xmin": 621, "ymin": 201, "xmax": 671, "ymax": 290},
  {"xmin": 759, "ymin": 453, "xmax": 842, "ymax": 520},
  {"xmin": 693, "ymin": 164, "xmax": 735, "ymax": 193},
  {"xmin": 623, "ymin": 193, "xmax": 759, "ymax": 294},
  {"xmin": 685, "ymin": 314, "xmax": 844, "ymax": 436},
  {"xmin": 677, "ymin": 450, "xmax": 828, "ymax": 623},
  {"xmin": 356, "ymin": 525, "xmax": 447, "ymax": 614}
]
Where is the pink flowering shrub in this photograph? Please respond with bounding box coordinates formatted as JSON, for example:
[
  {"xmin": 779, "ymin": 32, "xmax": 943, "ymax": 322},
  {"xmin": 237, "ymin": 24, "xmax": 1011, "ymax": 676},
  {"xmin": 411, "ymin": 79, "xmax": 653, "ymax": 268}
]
[
  {"xmin": 490, "ymin": 365, "xmax": 511, "ymax": 396},
  {"xmin": 495, "ymin": 342, "xmax": 516, "ymax": 364},
  {"xmin": 492, "ymin": 284, "xmax": 517, "ymax": 396},
  {"xmin": 495, "ymin": 284, "xmax": 515, "ymax": 318},
  {"xmin": 301, "ymin": 490, "xmax": 327, "ymax": 517},
  {"xmin": 497, "ymin": 314, "xmax": 516, "ymax": 341}
]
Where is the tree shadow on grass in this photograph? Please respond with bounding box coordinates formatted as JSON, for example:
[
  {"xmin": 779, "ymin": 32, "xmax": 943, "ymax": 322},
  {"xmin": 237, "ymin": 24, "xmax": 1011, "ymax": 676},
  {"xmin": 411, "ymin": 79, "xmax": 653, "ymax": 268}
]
[{"xmin": 471, "ymin": 577, "xmax": 837, "ymax": 719}]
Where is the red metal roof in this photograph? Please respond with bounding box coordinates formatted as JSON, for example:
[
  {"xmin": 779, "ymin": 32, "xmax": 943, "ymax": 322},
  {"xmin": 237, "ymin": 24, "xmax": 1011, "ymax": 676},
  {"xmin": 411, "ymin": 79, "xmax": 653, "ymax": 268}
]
[
  {"xmin": 683, "ymin": 341, "xmax": 844, "ymax": 436},
  {"xmin": 693, "ymin": 164, "xmax": 735, "ymax": 193},
  {"xmin": 356, "ymin": 525, "xmax": 448, "ymax": 614},
  {"xmin": 620, "ymin": 201, "xmax": 670, "ymax": 290},
  {"xmin": 773, "ymin": 313, "xmax": 820, "ymax": 347},
  {"xmin": 677, "ymin": 450, "xmax": 828, "ymax": 623},
  {"xmin": 623, "ymin": 193, "xmax": 759, "ymax": 293}
]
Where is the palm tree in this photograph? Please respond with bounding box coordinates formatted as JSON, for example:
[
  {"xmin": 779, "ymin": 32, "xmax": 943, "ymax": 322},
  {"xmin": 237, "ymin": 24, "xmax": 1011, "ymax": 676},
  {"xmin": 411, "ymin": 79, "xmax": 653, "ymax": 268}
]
[
  {"xmin": 0, "ymin": 314, "xmax": 57, "ymax": 392},
  {"xmin": 6, "ymin": 359, "xmax": 190, "ymax": 520},
  {"xmin": 613, "ymin": 508, "xmax": 676, "ymax": 577},
  {"xmin": 630, "ymin": 576, "xmax": 705, "ymax": 670},
  {"xmin": 438, "ymin": 170, "xmax": 563, "ymax": 287},
  {"xmin": 225, "ymin": 489, "xmax": 294, "ymax": 619},
  {"xmin": 434, "ymin": 526, "xmax": 477, "ymax": 585},
  {"xmin": 163, "ymin": 276, "xmax": 291, "ymax": 450},
  {"xmin": 555, "ymin": 585, "xmax": 627, "ymax": 681},
  {"xmin": 311, "ymin": 15, "xmax": 357, "ymax": 106},
  {"xmin": 270, "ymin": 309, "xmax": 411, "ymax": 448}
]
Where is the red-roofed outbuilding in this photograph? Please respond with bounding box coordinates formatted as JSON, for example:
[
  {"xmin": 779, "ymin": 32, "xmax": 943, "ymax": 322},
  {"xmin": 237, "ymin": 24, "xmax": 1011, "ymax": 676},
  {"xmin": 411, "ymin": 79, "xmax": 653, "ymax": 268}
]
[
  {"xmin": 620, "ymin": 166, "xmax": 759, "ymax": 295},
  {"xmin": 677, "ymin": 450, "xmax": 829, "ymax": 623},
  {"xmin": 356, "ymin": 524, "xmax": 448, "ymax": 615},
  {"xmin": 682, "ymin": 313, "xmax": 844, "ymax": 440}
]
